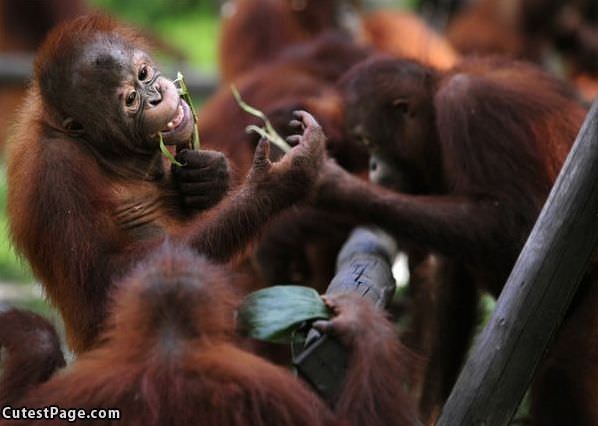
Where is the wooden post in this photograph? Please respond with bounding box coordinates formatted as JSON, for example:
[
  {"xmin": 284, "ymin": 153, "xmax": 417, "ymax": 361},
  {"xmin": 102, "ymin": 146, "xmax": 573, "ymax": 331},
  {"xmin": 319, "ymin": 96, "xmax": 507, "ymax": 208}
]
[
  {"xmin": 437, "ymin": 100, "xmax": 598, "ymax": 426},
  {"xmin": 293, "ymin": 227, "xmax": 398, "ymax": 403}
]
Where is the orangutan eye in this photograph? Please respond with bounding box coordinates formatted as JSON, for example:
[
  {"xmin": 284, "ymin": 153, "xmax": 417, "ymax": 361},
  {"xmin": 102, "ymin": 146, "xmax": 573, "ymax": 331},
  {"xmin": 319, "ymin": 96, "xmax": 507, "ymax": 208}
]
[
  {"xmin": 392, "ymin": 99, "xmax": 410, "ymax": 115},
  {"xmin": 126, "ymin": 91, "xmax": 138, "ymax": 107},
  {"xmin": 138, "ymin": 65, "xmax": 152, "ymax": 81}
]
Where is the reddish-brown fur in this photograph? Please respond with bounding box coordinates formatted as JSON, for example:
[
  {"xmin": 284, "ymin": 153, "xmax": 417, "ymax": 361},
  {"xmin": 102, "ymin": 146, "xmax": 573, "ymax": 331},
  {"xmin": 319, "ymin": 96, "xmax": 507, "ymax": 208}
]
[
  {"xmin": 359, "ymin": 10, "xmax": 459, "ymax": 70},
  {"xmin": 0, "ymin": 307, "xmax": 65, "ymax": 407},
  {"xmin": 447, "ymin": 0, "xmax": 594, "ymax": 103},
  {"xmin": 0, "ymin": 0, "xmax": 86, "ymax": 150},
  {"xmin": 0, "ymin": 243, "xmax": 420, "ymax": 426},
  {"xmin": 0, "ymin": 0, "xmax": 85, "ymax": 51},
  {"xmin": 204, "ymin": 33, "xmax": 371, "ymax": 181},
  {"xmin": 218, "ymin": 1, "xmax": 461, "ymax": 85},
  {"xmin": 313, "ymin": 56, "xmax": 597, "ymax": 424},
  {"xmin": 202, "ymin": 33, "xmax": 371, "ymax": 291},
  {"xmin": 212, "ymin": 1, "xmax": 466, "ymax": 292},
  {"xmin": 218, "ymin": 0, "xmax": 342, "ymax": 84},
  {"xmin": 447, "ymin": 0, "xmax": 598, "ymax": 75},
  {"xmin": 6, "ymin": 16, "xmax": 326, "ymax": 354}
]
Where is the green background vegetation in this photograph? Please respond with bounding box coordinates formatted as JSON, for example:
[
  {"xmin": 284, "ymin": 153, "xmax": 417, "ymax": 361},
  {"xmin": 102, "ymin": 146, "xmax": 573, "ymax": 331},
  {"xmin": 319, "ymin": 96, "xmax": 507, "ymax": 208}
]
[{"xmin": 89, "ymin": 0, "xmax": 221, "ymax": 72}]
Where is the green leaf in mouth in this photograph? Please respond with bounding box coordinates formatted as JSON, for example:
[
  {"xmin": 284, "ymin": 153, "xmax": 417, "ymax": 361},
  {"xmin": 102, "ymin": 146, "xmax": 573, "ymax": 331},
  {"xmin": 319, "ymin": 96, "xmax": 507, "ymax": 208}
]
[
  {"xmin": 158, "ymin": 132, "xmax": 183, "ymax": 167},
  {"xmin": 173, "ymin": 71, "xmax": 200, "ymax": 150}
]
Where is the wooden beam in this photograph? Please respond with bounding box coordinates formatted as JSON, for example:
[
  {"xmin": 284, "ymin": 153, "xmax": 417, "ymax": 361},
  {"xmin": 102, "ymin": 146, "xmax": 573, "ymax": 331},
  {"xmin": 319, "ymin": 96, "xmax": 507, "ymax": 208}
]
[{"xmin": 437, "ymin": 99, "xmax": 598, "ymax": 425}]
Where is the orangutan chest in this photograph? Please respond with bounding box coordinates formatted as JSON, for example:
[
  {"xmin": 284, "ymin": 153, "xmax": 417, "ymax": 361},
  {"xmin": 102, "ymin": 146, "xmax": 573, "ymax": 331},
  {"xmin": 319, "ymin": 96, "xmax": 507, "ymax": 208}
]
[{"xmin": 110, "ymin": 182, "xmax": 179, "ymax": 240}]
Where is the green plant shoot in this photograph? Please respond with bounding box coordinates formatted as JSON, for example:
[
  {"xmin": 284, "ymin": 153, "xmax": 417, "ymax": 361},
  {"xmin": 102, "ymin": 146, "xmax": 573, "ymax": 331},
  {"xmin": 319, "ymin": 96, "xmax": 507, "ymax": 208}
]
[
  {"xmin": 173, "ymin": 72, "xmax": 200, "ymax": 150},
  {"xmin": 231, "ymin": 85, "xmax": 292, "ymax": 153},
  {"xmin": 159, "ymin": 133, "xmax": 183, "ymax": 167}
]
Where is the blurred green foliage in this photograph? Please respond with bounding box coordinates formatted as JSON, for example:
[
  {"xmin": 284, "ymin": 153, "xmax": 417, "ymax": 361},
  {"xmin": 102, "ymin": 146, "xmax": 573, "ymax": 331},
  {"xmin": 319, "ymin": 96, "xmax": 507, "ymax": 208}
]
[
  {"xmin": 89, "ymin": 0, "xmax": 221, "ymax": 71},
  {"xmin": 90, "ymin": 0, "xmax": 212, "ymax": 21},
  {"xmin": 87, "ymin": 0, "xmax": 422, "ymax": 72},
  {"xmin": 0, "ymin": 166, "xmax": 33, "ymax": 283}
]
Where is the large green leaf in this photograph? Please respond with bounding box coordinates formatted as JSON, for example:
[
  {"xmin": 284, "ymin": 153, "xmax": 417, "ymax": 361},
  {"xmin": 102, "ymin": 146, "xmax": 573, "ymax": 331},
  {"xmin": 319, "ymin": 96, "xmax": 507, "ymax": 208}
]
[{"xmin": 237, "ymin": 285, "xmax": 330, "ymax": 343}]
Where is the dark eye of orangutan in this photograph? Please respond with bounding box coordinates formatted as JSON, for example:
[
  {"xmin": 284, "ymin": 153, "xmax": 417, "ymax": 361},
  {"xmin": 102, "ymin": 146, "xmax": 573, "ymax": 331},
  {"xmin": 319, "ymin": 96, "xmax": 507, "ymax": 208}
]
[
  {"xmin": 392, "ymin": 99, "xmax": 410, "ymax": 115},
  {"xmin": 138, "ymin": 64, "xmax": 151, "ymax": 82},
  {"xmin": 126, "ymin": 91, "xmax": 138, "ymax": 108}
]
